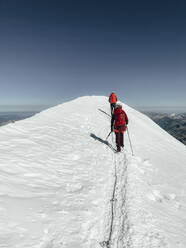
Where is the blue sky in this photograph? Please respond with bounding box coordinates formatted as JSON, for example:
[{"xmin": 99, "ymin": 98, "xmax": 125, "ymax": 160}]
[{"xmin": 0, "ymin": 0, "xmax": 185, "ymax": 111}]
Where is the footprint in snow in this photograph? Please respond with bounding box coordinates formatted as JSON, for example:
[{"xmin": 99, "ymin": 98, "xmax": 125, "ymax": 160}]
[
  {"xmin": 147, "ymin": 190, "xmax": 178, "ymax": 203},
  {"xmin": 147, "ymin": 190, "xmax": 164, "ymax": 202}
]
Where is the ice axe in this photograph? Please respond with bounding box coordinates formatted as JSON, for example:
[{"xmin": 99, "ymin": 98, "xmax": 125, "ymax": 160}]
[{"xmin": 127, "ymin": 126, "xmax": 134, "ymax": 156}]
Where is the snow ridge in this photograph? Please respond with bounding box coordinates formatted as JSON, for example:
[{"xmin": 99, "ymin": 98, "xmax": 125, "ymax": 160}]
[{"xmin": 0, "ymin": 96, "xmax": 186, "ymax": 248}]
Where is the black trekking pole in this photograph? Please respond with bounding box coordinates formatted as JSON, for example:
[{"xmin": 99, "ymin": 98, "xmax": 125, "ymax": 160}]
[
  {"xmin": 126, "ymin": 126, "xmax": 134, "ymax": 156},
  {"xmin": 106, "ymin": 131, "xmax": 112, "ymax": 140}
]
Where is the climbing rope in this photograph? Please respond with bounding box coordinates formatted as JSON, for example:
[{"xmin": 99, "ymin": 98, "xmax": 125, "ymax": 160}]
[{"xmin": 100, "ymin": 154, "xmax": 118, "ymax": 248}]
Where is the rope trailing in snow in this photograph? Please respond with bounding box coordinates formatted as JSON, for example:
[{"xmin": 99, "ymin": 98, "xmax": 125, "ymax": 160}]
[
  {"xmin": 100, "ymin": 156, "xmax": 118, "ymax": 248},
  {"xmin": 108, "ymin": 158, "xmax": 118, "ymax": 247}
]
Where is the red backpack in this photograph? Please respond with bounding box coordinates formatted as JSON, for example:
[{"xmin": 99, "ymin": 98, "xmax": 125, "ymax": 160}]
[{"xmin": 114, "ymin": 109, "xmax": 126, "ymax": 126}]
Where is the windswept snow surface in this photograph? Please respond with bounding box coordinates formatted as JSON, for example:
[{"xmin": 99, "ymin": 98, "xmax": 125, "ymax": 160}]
[{"xmin": 0, "ymin": 96, "xmax": 186, "ymax": 248}]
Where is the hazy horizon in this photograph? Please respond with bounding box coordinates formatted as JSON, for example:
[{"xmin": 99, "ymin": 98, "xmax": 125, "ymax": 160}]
[{"xmin": 0, "ymin": 101, "xmax": 185, "ymax": 114}]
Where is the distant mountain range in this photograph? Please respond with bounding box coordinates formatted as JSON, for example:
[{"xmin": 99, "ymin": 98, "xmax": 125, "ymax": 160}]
[
  {"xmin": 144, "ymin": 112, "xmax": 186, "ymax": 145},
  {"xmin": 0, "ymin": 112, "xmax": 38, "ymax": 126}
]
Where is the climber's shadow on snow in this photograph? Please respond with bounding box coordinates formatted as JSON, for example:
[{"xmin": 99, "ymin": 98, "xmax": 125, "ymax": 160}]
[{"xmin": 90, "ymin": 133, "xmax": 116, "ymax": 152}]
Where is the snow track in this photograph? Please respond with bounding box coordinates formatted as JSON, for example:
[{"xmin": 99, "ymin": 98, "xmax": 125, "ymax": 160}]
[
  {"xmin": 112, "ymin": 152, "xmax": 132, "ymax": 248},
  {"xmin": 100, "ymin": 147, "xmax": 132, "ymax": 248}
]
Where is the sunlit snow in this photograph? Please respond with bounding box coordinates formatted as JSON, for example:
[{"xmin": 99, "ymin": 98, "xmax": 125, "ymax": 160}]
[{"xmin": 0, "ymin": 96, "xmax": 186, "ymax": 248}]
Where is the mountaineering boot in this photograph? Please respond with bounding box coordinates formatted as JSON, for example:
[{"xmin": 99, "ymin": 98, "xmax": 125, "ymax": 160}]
[{"xmin": 117, "ymin": 146, "xmax": 121, "ymax": 152}]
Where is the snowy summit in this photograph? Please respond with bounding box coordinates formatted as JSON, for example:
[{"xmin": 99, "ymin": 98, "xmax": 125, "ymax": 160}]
[{"xmin": 0, "ymin": 96, "xmax": 186, "ymax": 248}]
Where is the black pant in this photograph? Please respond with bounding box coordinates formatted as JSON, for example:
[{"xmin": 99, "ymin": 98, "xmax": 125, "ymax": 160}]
[
  {"xmin": 110, "ymin": 103, "xmax": 116, "ymax": 114},
  {"xmin": 115, "ymin": 132, "xmax": 124, "ymax": 151}
]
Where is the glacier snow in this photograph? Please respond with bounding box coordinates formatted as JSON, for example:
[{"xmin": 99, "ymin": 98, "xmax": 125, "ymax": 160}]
[{"xmin": 0, "ymin": 96, "xmax": 186, "ymax": 248}]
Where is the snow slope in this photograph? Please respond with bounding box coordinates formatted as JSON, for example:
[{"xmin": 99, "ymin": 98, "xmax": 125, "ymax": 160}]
[{"xmin": 0, "ymin": 96, "xmax": 186, "ymax": 248}]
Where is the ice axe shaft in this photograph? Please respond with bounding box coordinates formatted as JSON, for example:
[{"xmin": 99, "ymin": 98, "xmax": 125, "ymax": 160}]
[{"xmin": 127, "ymin": 127, "xmax": 134, "ymax": 156}]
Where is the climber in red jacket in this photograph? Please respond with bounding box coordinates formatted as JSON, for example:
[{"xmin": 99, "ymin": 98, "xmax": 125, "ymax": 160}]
[
  {"xmin": 109, "ymin": 92, "xmax": 117, "ymax": 114},
  {"xmin": 111, "ymin": 104, "xmax": 128, "ymax": 152}
]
